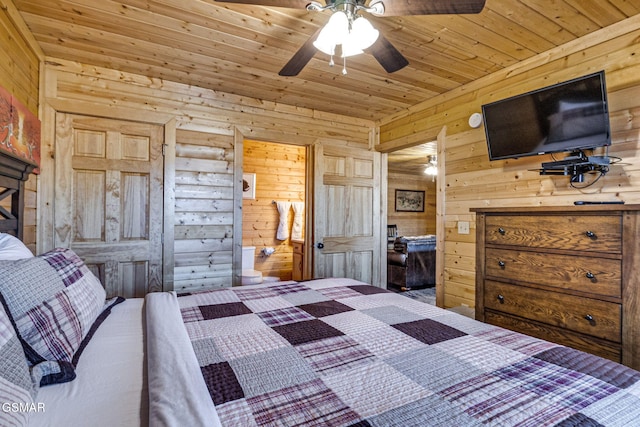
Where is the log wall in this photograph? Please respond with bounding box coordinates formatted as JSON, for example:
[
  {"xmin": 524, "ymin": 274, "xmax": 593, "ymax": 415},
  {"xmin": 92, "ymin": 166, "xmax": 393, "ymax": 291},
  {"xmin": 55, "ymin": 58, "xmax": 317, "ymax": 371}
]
[
  {"xmin": 0, "ymin": 0, "xmax": 41, "ymax": 252},
  {"xmin": 173, "ymin": 129, "xmax": 235, "ymax": 292},
  {"xmin": 378, "ymin": 16, "xmax": 640, "ymax": 308}
]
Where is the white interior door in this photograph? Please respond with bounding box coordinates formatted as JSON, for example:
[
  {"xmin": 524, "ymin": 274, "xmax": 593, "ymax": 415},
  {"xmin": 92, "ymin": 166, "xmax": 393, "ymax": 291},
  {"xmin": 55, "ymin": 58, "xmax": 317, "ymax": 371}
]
[
  {"xmin": 54, "ymin": 113, "xmax": 164, "ymax": 298},
  {"xmin": 313, "ymin": 143, "xmax": 383, "ymax": 286}
]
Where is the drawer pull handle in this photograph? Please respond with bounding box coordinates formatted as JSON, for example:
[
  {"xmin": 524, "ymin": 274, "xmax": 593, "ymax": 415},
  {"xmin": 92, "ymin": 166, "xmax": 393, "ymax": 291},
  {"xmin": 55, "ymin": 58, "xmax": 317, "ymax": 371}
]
[
  {"xmin": 585, "ymin": 231, "xmax": 597, "ymax": 239},
  {"xmin": 497, "ymin": 294, "xmax": 505, "ymax": 304},
  {"xmin": 498, "ymin": 227, "xmax": 506, "ymax": 235},
  {"xmin": 498, "ymin": 260, "xmax": 506, "ymax": 268},
  {"xmin": 586, "ymin": 272, "xmax": 595, "ymax": 280},
  {"xmin": 584, "ymin": 314, "xmax": 594, "ymax": 322}
]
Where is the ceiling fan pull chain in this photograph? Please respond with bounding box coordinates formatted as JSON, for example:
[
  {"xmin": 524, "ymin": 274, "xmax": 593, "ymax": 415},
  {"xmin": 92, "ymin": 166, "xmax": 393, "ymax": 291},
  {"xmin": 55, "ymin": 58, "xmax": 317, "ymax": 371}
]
[
  {"xmin": 342, "ymin": 57, "xmax": 348, "ymax": 75},
  {"xmin": 329, "ymin": 55, "xmax": 335, "ymax": 67}
]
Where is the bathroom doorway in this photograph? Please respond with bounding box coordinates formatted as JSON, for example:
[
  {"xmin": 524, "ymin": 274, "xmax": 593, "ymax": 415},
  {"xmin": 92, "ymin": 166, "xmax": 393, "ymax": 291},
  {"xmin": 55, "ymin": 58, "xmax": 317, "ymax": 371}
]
[{"xmin": 241, "ymin": 139, "xmax": 307, "ymax": 282}]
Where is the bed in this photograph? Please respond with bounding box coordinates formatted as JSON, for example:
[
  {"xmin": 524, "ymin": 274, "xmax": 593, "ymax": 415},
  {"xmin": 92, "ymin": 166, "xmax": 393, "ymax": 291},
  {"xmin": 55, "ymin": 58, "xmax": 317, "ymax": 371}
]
[
  {"xmin": 2, "ymin": 155, "xmax": 640, "ymax": 427},
  {"xmin": 0, "ymin": 151, "xmax": 35, "ymax": 239}
]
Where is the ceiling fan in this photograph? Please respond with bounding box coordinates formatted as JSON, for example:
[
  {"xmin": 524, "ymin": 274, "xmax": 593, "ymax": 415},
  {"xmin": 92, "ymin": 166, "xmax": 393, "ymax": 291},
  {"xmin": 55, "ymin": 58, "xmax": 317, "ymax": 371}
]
[{"xmin": 214, "ymin": 0, "xmax": 486, "ymax": 76}]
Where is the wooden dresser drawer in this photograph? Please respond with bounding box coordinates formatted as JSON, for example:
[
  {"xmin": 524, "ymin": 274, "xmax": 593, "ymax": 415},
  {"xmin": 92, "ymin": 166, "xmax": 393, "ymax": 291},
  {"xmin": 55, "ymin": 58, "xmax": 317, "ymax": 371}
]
[
  {"xmin": 485, "ymin": 311, "xmax": 621, "ymax": 363},
  {"xmin": 485, "ymin": 248, "xmax": 621, "ymax": 298},
  {"xmin": 485, "ymin": 215, "xmax": 621, "ymax": 253},
  {"xmin": 484, "ymin": 280, "xmax": 621, "ymax": 342}
]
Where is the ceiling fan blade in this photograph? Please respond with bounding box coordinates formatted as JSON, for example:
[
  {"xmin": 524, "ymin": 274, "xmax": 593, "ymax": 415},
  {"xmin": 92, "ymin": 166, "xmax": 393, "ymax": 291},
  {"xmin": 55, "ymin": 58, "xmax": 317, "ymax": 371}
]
[
  {"xmin": 213, "ymin": 0, "xmax": 310, "ymax": 7},
  {"xmin": 374, "ymin": 0, "xmax": 486, "ymax": 16},
  {"xmin": 279, "ymin": 27, "xmax": 323, "ymax": 76},
  {"xmin": 365, "ymin": 35, "xmax": 409, "ymax": 73}
]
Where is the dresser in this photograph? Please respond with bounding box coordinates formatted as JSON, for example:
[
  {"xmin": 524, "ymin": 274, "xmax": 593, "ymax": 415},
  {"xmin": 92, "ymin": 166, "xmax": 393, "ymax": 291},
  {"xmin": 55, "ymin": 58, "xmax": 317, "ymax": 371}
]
[{"xmin": 472, "ymin": 205, "xmax": 640, "ymax": 370}]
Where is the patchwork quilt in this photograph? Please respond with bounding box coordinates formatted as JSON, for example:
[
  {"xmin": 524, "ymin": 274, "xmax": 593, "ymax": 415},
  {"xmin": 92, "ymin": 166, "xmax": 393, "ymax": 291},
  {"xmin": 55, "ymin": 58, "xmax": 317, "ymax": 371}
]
[{"xmin": 176, "ymin": 278, "xmax": 640, "ymax": 426}]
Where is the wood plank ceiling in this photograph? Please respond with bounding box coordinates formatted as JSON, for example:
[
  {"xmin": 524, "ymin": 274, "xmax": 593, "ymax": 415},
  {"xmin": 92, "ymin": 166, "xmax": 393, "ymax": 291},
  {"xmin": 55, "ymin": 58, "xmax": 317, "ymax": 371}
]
[{"xmin": 13, "ymin": 0, "xmax": 640, "ymax": 122}]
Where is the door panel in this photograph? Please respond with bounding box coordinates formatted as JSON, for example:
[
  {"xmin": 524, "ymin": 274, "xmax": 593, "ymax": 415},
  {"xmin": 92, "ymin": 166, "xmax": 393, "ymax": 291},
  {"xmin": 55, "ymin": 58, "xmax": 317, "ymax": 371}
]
[
  {"xmin": 314, "ymin": 143, "xmax": 382, "ymax": 286},
  {"xmin": 54, "ymin": 114, "xmax": 164, "ymax": 298},
  {"xmin": 73, "ymin": 170, "xmax": 105, "ymax": 241}
]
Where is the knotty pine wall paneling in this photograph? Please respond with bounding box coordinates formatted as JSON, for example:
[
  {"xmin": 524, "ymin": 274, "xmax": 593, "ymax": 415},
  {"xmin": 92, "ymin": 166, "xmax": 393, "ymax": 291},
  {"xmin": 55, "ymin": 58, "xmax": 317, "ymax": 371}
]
[
  {"xmin": 0, "ymin": 1, "xmax": 42, "ymax": 252},
  {"xmin": 242, "ymin": 140, "xmax": 306, "ymax": 281},
  {"xmin": 378, "ymin": 16, "xmax": 640, "ymax": 309},
  {"xmin": 387, "ymin": 172, "xmax": 436, "ymax": 238},
  {"xmin": 0, "ymin": 0, "xmax": 40, "ymax": 115},
  {"xmin": 38, "ymin": 58, "xmax": 372, "ymax": 292}
]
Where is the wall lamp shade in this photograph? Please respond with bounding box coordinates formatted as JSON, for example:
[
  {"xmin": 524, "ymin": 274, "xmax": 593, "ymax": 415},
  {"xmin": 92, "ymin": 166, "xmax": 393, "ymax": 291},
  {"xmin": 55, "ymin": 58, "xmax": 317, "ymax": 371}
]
[{"xmin": 313, "ymin": 13, "xmax": 379, "ymax": 58}]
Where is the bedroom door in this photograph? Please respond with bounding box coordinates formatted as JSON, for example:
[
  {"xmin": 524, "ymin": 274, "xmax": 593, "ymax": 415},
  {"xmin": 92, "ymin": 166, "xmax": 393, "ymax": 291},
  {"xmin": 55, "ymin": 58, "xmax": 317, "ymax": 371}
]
[
  {"xmin": 54, "ymin": 114, "xmax": 164, "ymax": 298},
  {"xmin": 313, "ymin": 143, "xmax": 383, "ymax": 286}
]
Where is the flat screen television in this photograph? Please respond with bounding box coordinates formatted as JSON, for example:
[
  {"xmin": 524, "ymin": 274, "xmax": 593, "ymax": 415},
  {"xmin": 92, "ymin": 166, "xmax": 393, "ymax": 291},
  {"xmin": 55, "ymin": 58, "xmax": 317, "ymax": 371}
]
[{"xmin": 481, "ymin": 71, "xmax": 611, "ymax": 161}]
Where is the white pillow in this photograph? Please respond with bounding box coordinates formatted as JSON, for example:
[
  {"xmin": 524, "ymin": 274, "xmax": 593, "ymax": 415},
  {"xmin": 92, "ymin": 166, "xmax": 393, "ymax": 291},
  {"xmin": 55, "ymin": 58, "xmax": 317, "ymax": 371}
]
[
  {"xmin": 0, "ymin": 233, "xmax": 34, "ymax": 260},
  {"xmin": 0, "ymin": 297, "xmax": 38, "ymax": 427}
]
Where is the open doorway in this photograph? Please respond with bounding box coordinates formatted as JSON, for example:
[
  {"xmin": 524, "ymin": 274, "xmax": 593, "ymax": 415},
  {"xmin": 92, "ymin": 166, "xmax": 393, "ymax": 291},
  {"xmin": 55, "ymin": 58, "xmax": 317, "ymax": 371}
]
[
  {"xmin": 241, "ymin": 139, "xmax": 307, "ymax": 283},
  {"xmin": 386, "ymin": 141, "xmax": 438, "ymax": 295},
  {"xmin": 386, "ymin": 142, "xmax": 438, "ymax": 239}
]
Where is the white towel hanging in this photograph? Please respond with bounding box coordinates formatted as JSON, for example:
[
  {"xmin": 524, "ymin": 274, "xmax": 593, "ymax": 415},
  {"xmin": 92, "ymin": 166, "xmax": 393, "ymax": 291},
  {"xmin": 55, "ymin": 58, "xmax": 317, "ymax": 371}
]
[
  {"xmin": 291, "ymin": 202, "xmax": 304, "ymax": 240},
  {"xmin": 275, "ymin": 201, "xmax": 291, "ymax": 240}
]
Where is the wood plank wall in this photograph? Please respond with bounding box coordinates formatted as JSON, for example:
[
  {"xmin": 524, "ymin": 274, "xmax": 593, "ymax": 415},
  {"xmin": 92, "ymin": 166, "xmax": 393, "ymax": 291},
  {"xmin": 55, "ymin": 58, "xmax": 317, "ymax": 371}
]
[
  {"xmin": 0, "ymin": 0, "xmax": 41, "ymax": 252},
  {"xmin": 8, "ymin": 1, "xmax": 638, "ymax": 300},
  {"xmin": 242, "ymin": 140, "xmax": 306, "ymax": 281},
  {"xmin": 0, "ymin": 0, "xmax": 39, "ymax": 114},
  {"xmin": 387, "ymin": 172, "xmax": 436, "ymax": 238},
  {"xmin": 378, "ymin": 16, "xmax": 640, "ymax": 309},
  {"xmin": 173, "ymin": 129, "xmax": 235, "ymax": 292},
  {"xmin": 36, "ymin": 59, "xmax": 372, "ymax": 291}
]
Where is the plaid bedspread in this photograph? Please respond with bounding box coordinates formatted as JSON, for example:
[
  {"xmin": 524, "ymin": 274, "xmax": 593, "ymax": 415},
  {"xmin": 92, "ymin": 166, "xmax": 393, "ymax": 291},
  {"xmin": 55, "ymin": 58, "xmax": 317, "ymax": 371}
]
[{"xmin": 176, "ymin": 278, "xmax": 640, "ymax": 426}]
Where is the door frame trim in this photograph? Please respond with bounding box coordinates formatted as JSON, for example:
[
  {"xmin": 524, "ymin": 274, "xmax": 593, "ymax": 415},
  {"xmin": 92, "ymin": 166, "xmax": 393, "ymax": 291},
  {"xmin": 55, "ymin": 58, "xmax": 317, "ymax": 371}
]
[
  {"xmin": 162, "ymin": 119, "xmax": 176, "ymax": 291},
  {"xmin": 38, "ymin": 99, "xmax": 177, "ymax": 290},
  {"xmin": 312, "ymin": 140, "xmax": 383, "ymax": 285},
  {"xmin": 233, "ymin": 128, "xmax": 314, "ymax": 283},
  {"xmin": 380, "ymin": 126, "xmax": 446, "ymax": 306}
]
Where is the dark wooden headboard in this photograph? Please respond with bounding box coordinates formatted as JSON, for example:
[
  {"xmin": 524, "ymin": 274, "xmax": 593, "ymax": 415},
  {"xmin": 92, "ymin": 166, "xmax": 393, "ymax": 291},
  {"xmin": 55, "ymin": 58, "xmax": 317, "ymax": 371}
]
[{"xmin": 0, "ymin": 150, "xmax": 36, "ymax": 239}]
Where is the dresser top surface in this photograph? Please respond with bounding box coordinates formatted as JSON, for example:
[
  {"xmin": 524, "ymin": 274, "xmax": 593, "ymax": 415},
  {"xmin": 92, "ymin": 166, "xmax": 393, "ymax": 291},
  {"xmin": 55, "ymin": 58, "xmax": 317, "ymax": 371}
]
[{"xmin": 470, "ymin": 204, "xmax": 640, "ymax": 214}]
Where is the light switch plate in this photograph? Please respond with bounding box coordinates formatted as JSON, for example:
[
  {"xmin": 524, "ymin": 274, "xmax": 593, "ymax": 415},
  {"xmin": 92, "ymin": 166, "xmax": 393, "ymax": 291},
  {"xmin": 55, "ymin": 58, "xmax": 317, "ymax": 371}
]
[{"xmin": 458, "ymin": 221, "xmax": 470, "ymax": 234}]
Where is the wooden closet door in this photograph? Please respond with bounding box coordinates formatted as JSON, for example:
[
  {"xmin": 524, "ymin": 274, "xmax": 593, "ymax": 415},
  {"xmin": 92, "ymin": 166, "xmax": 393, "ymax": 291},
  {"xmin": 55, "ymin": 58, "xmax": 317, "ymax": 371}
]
[{"xmin": 54, "ymin": 114, "xmax": 164, "ymax": 297}]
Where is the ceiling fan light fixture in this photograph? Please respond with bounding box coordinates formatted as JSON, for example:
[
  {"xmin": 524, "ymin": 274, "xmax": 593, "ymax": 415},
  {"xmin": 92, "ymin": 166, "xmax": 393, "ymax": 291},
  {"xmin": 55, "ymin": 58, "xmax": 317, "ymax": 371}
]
[
  {"xmin": 424, "ymin": 164, "xmax": 438, "ymax": 176},
  {"xmin": 273, "ymin": 0, "xmax": 485, "ymax": 76},
  {"xmin": 306, "ymin": 1, "xmax": 326, "ymax": 12},
  {"xmin": 341, "ymin": 36, "xmax": 364, "ymax": 58},
  {"xmin": 315, "ymin": 13, "xmax": 379, "ymax": 65},
  {"xmin": 350, "ymin": 16, "xmax": 379, "ymax": 50},
  {"xmin": 366, "ymin": 1, "xmax": 385, "ymax": 16},
  {"xmin": 424, "ymin": 155, "xmax": 438, "ymax": 177},
  {"xmin": 313, "ymin": 33, "xmax": 336, "ymax": 56},
  {"xmin": 313, "ymin": 11, "xmax": 349, "ymax": 55}
]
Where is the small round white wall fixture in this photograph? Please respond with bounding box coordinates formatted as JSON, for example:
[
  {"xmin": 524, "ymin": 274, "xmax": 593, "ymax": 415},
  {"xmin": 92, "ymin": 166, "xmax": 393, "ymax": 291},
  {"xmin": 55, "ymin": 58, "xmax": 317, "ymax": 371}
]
[{"xmin": 468, "ymin": 112, "xmax": 483, "ymax": 129}]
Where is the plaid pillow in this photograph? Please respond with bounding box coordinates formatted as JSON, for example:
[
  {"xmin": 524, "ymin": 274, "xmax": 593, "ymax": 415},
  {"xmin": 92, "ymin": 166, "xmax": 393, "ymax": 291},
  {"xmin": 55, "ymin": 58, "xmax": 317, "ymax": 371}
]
[
  {"xmin": 0, "ymin": 248, "xmax": 107, "ymax": 385},
  {"xmin": 0, "ymin": 297, "xmax": 37, "ymax": 427}
]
